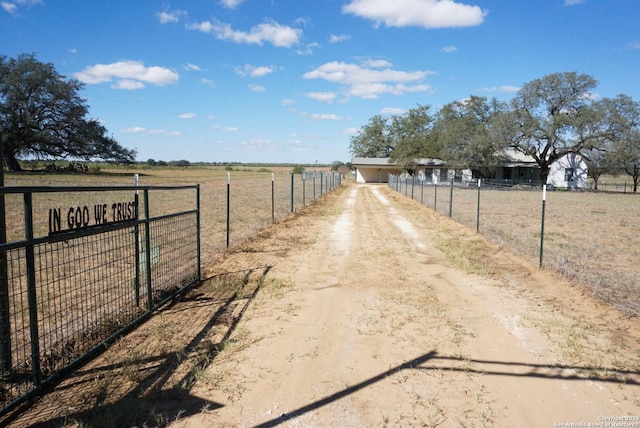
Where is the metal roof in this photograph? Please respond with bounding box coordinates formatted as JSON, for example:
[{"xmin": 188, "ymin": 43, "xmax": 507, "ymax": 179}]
[
  {"xmin": 351, "ymin": 157, "xmax": 395, "ymax": 166},
  {"xmin": 351, "ymin": 157, "xmax": 445, "ymax": 167}
]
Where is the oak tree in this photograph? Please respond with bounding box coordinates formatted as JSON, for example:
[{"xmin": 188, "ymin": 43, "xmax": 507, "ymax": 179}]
[{"xmin": 0, "ymin": 54, "xmax": 135, "ymax": 171}]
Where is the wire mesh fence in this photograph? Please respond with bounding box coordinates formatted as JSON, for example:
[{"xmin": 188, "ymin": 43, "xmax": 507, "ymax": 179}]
[
  {"xmin": 0, "ymin": 167, "xmax": 342, "ymax": 414},
  {"xmin": 3, "ymin": 169, "xmax": 342, "ymax": 269},
  {"xmin": 0, "ymin": 184, "xmax": 200, "ymax": 414},
  {"xmin": 389, "ymin": 174, "xmax": 640, "ymax": 316}
]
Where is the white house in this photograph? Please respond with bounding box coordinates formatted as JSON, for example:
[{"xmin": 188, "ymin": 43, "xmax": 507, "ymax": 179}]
[
  {"xmin": 352, "ymin": 151, "xmax": 588, "ymax": 189},
  {"xmin": 351, "ymin": 158, "xmax": 402, "ymax": 183},
  {"xmin": 546, "ymin": 153, "xmax": 588, "ymax": 189}
]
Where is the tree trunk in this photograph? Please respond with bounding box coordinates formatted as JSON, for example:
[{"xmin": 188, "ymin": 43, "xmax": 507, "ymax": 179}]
[
  {"xmin": 4, "ymin": 151, "xmax": 22, "ymax": 172},
  {"xmin": 539, "ymin": 166, "xmax": 550, "ymax": 187}
]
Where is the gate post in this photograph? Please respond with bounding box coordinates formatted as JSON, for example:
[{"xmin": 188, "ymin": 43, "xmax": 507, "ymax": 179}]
[{"xmin": 0, "ymin": 127, "xmax": 12, "ymax": 377}]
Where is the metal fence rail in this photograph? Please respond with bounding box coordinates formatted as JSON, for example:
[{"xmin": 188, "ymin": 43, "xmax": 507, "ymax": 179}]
[{"xmin": 0, "ymin": 184, "xmax": 200, "ymax": 414}]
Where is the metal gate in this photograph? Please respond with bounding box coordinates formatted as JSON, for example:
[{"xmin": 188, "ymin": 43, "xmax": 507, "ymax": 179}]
[{"xmin": 0, "ymin": 183, "xmax": 201, "ymax": 414}]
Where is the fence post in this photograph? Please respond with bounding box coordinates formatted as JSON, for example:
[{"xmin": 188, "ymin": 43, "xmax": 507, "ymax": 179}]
[
  {"xmin": 434, "ymin": 184, "xmax": 438, "ymax": 212},
  {"xmin": 313, "ymin": 172, "xmax": 316, "ymax": 200},
  {"xmin": 24, "ymin": 192, "xmax": 41, "ymax": 387},
  {"xmin": 226, "ymin": 172, "xmax": 231, "ymax": 248},
  {"xmin": 271, "ymin": 173, "xmax": 275, "ymax": 223},
  {"xmin": 448, "ymin": 178, "xmax": 453, "ymax": 218},
  {"xmin": 0, "ymin": 127, "xmax": 12, "ymax": 377},
  {"xmin": 410, "ymin": 175, "xmax": 414, "ymax": 200},
  {"xmin": 143, "ymin": 189, "xmax": 153, "ymax": 311},
  {"xmin": 476, "ymin": 179, "xmax": 481, "ymax": 233},
  {"xmin": 540, "ymin": 185, "xmax": 547, "ymax": 267},
  {"xmin": 196, "ymin": 184, "xmax": 201, "ymax": 281},
  {"xmin": 290, "ymin": 172, "xmax": 294, "ymax": 213},
  {"xmin": 302, "ymin": 173, "xmax": 306, "ymax": 206},
  {"xmin": 134, "ymin": 175, "xmax": 141, "ymax": 307}
]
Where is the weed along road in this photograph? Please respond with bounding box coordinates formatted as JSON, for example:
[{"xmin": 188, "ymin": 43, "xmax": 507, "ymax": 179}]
[{"xmin": 8, "ymin": 182, "xmax": 640, "ymax": 427}]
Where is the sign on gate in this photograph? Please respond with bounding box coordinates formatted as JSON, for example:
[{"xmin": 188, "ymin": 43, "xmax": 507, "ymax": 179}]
[{"xmin": 48, "ymin": 201, "xmax": 137, "ymax": 234}]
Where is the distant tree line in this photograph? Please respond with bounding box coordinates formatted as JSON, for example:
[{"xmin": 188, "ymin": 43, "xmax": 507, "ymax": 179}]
[
  {"xmin": 146, "ymin": 158, "xmax": 191, "ymax": 167},
  {"xmin": 350, "ymin": 72, "xmax": 640, "ymax": 191}
]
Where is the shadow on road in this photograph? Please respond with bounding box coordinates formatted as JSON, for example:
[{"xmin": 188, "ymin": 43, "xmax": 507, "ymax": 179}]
[
  {"xmin": 253, "ymin": 351, "xmax": 639, "ymax": 428},
  {"xmin": 9, "ymin": 266, "xmax": 271, "ymax": 428}
]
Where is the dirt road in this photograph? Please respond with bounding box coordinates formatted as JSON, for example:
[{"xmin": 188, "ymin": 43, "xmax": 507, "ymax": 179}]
[
  {"xmin": 8, "ymin": 182, "xmax": 640, "ymax": 427},
  {"xmin": 181, "ymin": 183, "xmax": 640, "ymax": 427}
]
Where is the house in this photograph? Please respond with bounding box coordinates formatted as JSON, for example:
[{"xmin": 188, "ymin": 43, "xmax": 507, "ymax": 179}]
[
  {"xmin": 484, "ymin": 150, "xmax": 588, "ymax": 189},
  {"xmin": 352, "ymin": 151, "xmax": 588, "ymax": 189},
  {"xmin": 351, "ymin": 158, "xmax": 403, "ymax": 183}
]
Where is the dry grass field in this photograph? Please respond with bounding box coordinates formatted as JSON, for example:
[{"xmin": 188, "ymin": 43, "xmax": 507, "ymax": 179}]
[
  {"xmin": 5, "ymin": 167, "xmax": 638, "ymax": 316},
  {"xmin": 400, "ymin": 181, "xmax": 640, "ymax": 315},
  {"xmin": 3, "ymin": 165, "xmax": 335, "ymax": 268}
]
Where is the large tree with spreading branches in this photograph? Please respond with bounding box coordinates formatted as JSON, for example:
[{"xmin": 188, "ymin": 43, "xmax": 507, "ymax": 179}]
[{"xmin": 0, "ymin": 53, "xmax": 135, "ymax": 171}]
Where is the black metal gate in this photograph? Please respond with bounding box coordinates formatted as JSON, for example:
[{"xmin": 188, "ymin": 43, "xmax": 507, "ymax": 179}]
[{"xmin": 0, "ymin": 183, "xmax": 201, "ymax": 414}]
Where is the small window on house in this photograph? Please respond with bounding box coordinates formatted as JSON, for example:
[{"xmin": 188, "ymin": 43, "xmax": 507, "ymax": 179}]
[{"xmin": 564, "ymin": 168, "xmax": 575, "ymax": 182}]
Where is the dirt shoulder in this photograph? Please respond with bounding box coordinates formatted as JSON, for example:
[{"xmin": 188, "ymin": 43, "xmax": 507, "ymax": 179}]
[{"xmin": 6, "ymin": 182, "xmax": 640, "ymax": 427}]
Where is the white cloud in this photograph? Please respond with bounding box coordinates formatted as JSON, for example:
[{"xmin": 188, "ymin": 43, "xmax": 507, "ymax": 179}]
[
  {"xmin": 296, "ymin": 42, "xmax": 320, "ymax": 56},
  {"xmin": 239, "ymin": 138, "xmax": 282, "ymax": 150},
  {"xmin": 112, "ymin": 79, "xmax": 145, "ymax": 90},
  {"xmin": 251, "ymin": 66, "xmax": 275, "ymax": 77},
  {"xmin": 234, "ymin": 64, "xmax": 275, "ymax": 78},
  {"xmin": 627, "ymin": 41, "xmax": 640, "ymax": 50},
  {"xmin": 329, "ymin": 34, "xmax": 350, "ymax": 43},
  {"xmin": 309, "ymin": 113, "xmax": 343, "ymax": 121},
  {"xmin": 564, "ymin": 0, "xmax": 586, "ymax": 5},
  {"xmin": 1, "ymin": 2, "xmax": 17, "ymax": 14},
  {"xmin": 121, "ymin": 126, "xmax": 181, "ymax": 136},
  {"xmin": 281, "ymin": 98, "xmax": 296, "ymax": 106},
  {"xmin": 74, "ymin": 60, "xmax": 179, "ymax": 89},
  {"xmin": 2, "ymin": 0, "xmax": 41, "ymax": 15},
  {"xmin": 303, "ymin": 61, "xmax": 434, "ymax": 100},
  {"xmin": 579, "ymin": 91, "xmax": 600, "ymax": 101},
  {"xmin": 220, "ymin": 0, "xmax": 246, "ymax": 9},
  {"xmin": 179, "ymin": 113, "xmax": 197, "ymax": 119},
  {"xmin": 342, "ymin": 0, "xmax": 486, "ymax": 29},
  {"xmin": 480, "ymin": 85, "xmax": 520, "ymax": 93},
  {"xmin": 249, "ymin": 83, "xmax": 266, "ymax": 92},
  {"xmin": 305, "ymin": 92, "xmax": 337, "ymax": 103},
  {"xmin": 363, "ymin": 59, "xmax": 393, "ymax": 68},
  {"xmin": 187, "ymin": 19, "xmax": 302, "ymax": 48},
  {"xmin": 212, "ymin": 125, "xmax": 238, "ymax": 132},
  {"xmin": 157, "ymin": 9, "xmax": 186, "ymax": 24},
  {"xmin": 441, "ymin": 45, "xmax": 458, "ymax": 53},
  {"xmin": 121, "ymin": 127, "xmax": 146, "ymax": 133},
  {"xmin": 185, "ymin": 63, "xmax": 202, "ymax": 71},
  {"xmin": 343, "ymin": 127, "xmax": 361, "ymax": 135},
  {"xmin": 380, "ymin": 107, "xmax": 407, "ymax": 114},
  {"xmin": 200, "ymin": 78, "xmax": 216, "ymax": 88}
]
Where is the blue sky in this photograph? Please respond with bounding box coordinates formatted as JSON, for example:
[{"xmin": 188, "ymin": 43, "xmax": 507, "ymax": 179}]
[{"xmin": 2, "ymin": 0, "xmax": 640, "ymax": 164}]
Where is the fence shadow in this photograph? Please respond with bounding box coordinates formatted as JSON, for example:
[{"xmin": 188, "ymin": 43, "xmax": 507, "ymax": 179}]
[
  {"xmin": 11, "ymin": 266, "xmax": 271, "ymax": 428},
  {"xmin": 252, "ymin": 351, "xmax": 639, "ymax": 428}
]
